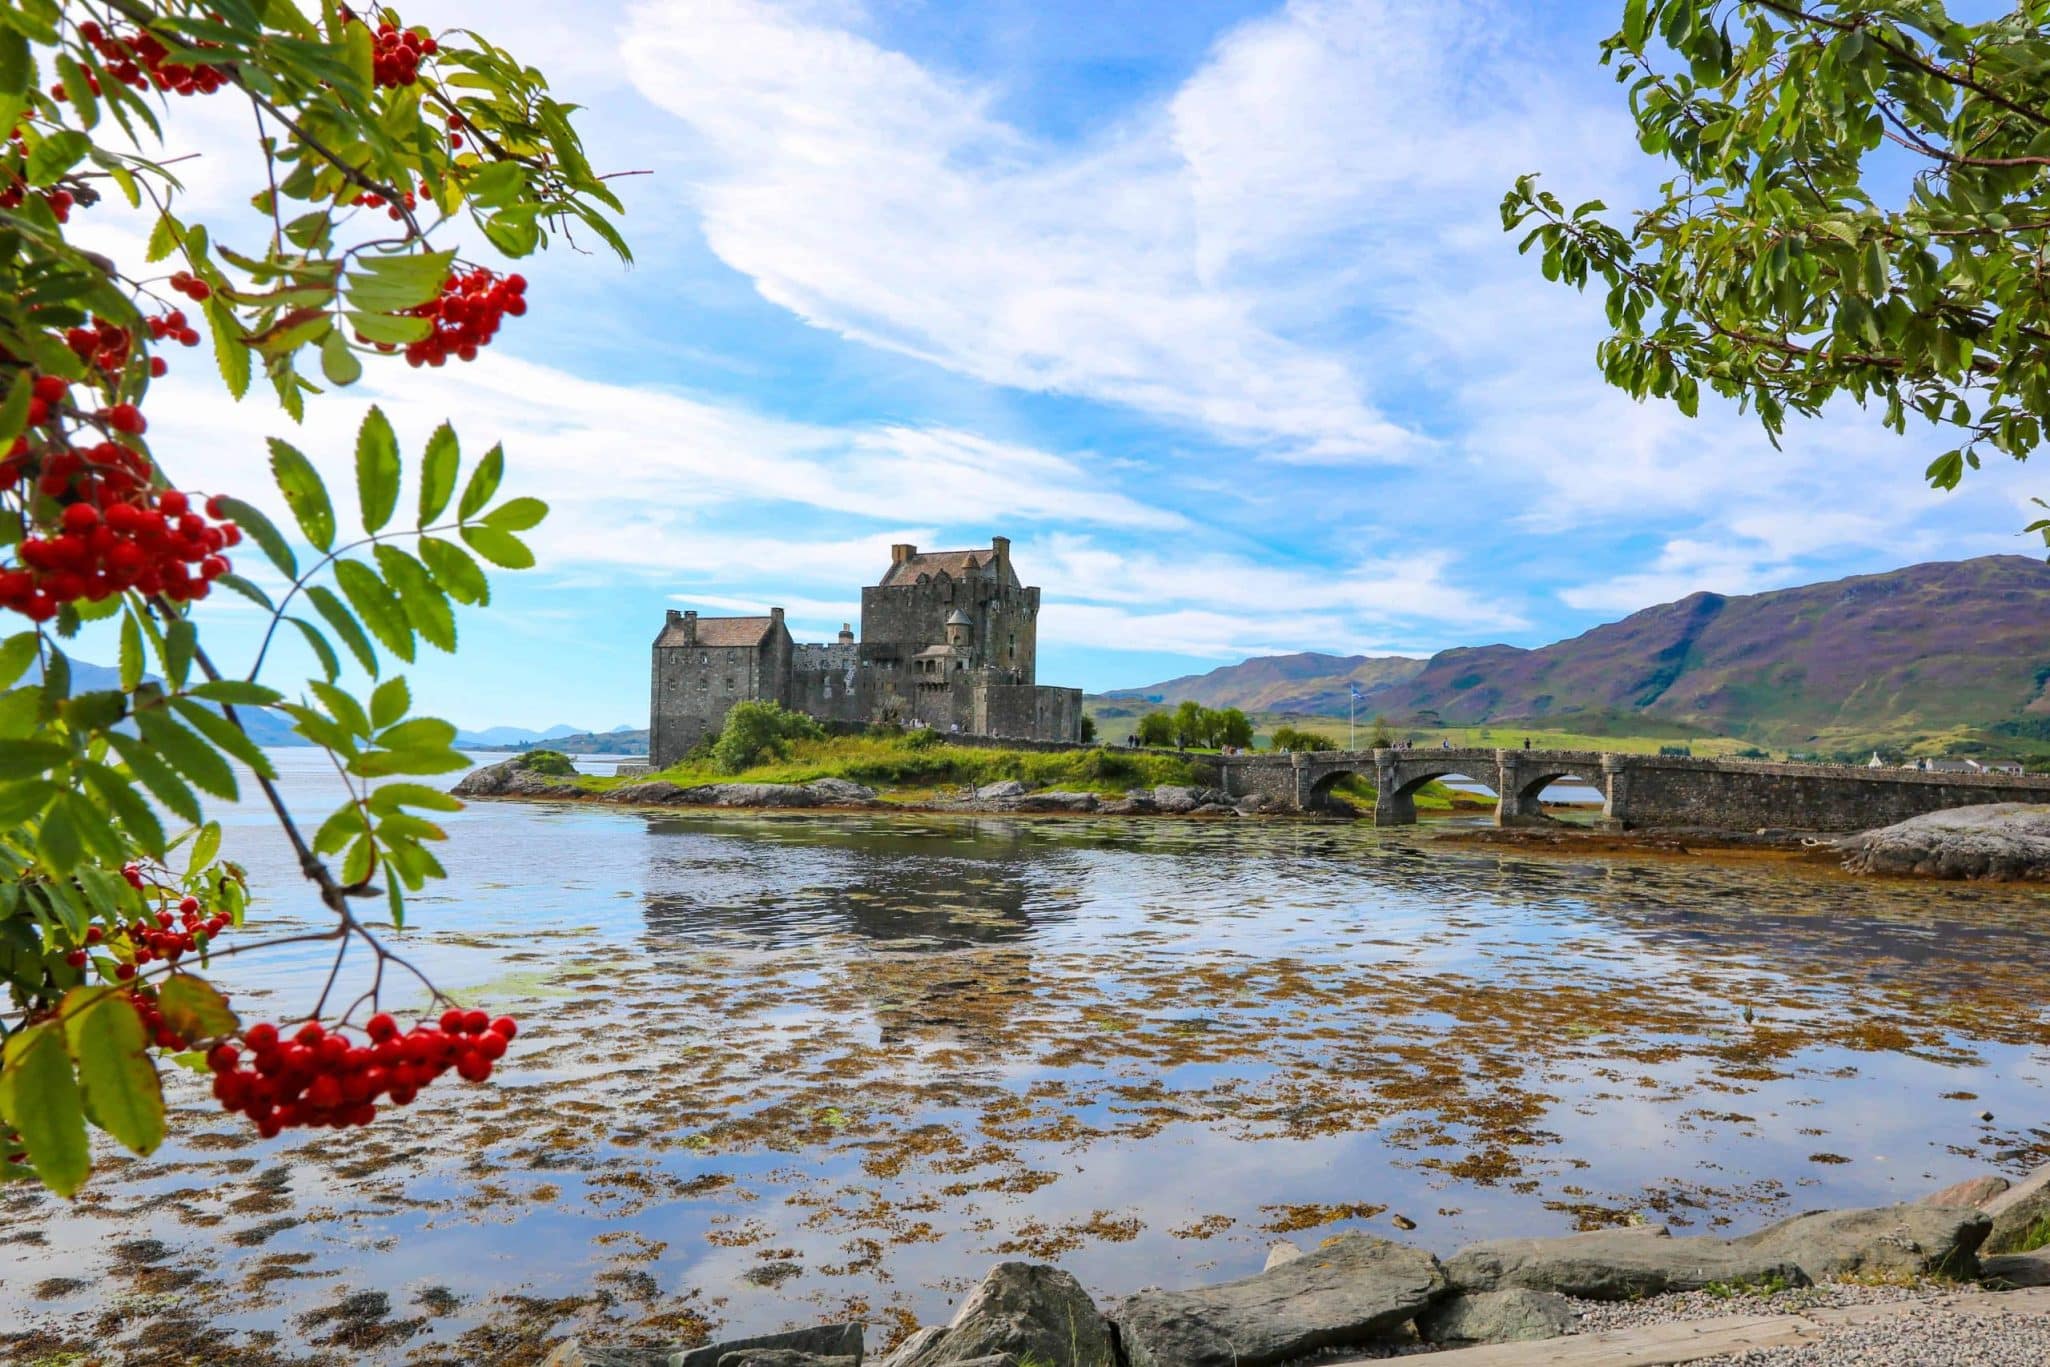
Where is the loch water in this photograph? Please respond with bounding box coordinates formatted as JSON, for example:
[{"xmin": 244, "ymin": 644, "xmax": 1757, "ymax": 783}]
[{"xmin": 4, "ymin": 747, "xmax": 2049, "ymax": 1361}]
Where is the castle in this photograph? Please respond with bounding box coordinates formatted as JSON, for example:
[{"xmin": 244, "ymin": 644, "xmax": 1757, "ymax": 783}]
[{"xmin": 649, "ymin": 537, "xmax": 1084, "ymax": 767}]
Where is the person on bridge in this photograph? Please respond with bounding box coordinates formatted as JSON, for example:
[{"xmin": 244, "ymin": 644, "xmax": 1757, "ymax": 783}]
[{"xmin": 1523, "ymin": 737, "xmax": 1532, "ymax": 749}]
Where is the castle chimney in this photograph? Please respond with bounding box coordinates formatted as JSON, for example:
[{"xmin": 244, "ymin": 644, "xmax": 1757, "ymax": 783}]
[
  {"xmin": 838, "ymin": 622, "xmax": 855, "ymax": 644},
  {"xmin": 666, "ymin": 609, "xmax": 682, "ymax": 623},
  {"xmin": 991, "ymin": 535, "xmax": 1009, "ymax": 565},
  {"xmin": 770, "ymin": 606, "xmax": 785, "ymax": 627},
  {"xmin": 682, "ymin": 609, "xmax": 698, "ymax": 645},
  {"xmin": 891, "ymin": 543, "xmax": 916, "ymax": 565}
]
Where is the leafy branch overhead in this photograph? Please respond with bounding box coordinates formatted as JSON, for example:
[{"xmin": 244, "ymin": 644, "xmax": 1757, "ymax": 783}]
[
  {"xmin": 0, "ymin": 0, "xmax": 624, "ymax": 1196},
  {"xmin": 1505, "ymin": 0, "xmax": 2050, "ymax": 524}
]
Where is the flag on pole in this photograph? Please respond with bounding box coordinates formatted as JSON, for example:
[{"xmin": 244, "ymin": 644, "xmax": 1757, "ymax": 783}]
[{"xmin": 1349, "ymin": 683, "xmax": 1363, "ymax": 701}]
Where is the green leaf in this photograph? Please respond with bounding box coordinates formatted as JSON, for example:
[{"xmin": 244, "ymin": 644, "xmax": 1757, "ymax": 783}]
[
  {"xmin": 318, "ymin": 328, "xmax": 363, "ymax": 386},
  {"xmin": 0, "ymin": 779, "xmax": 55, "ymax": 827},
  {"xmin": 145, "ymin": 212, "xmax": 182, "ymax": 264},
  {"xmin": 0, "ymin": 372, "xmax": 29, "ymax": 450},
  {"xmin": 189, "ymin": 820, "xmax": 221, "ymax": 874},
  {"xmin": 457, "ymin": 443, "xmax": 503, "ymax": 521},
  {"xmin": 189, "ymin": 680, "xmax": 284, "ymax": 707},
  {"xmin": 206, "ymin": 296, "xmax": 251, "ymax": 400},
  {"xmin": 287, "ymin": 616, "xmax": 342, "ymax": 682},
  {"xmin": 374, "ymin": 716, "xmax": 458, "ymax": 751},
  {"xmin": 0, "ymin": 1022, "xmax": 88, "ymax": 1197},
  {"xmin": 0, "ymin": 741, "xmax": 69, "ymax": 780},
  {"xmin": 418, "ymin": 422, "xmax": 459, "ymax": 526},
  {"xmin": 118, "ymin": 613, "xmax": 143, "ymax": 692},
  {"xmin": 0, "ymin": 633, "xmax": 39, "ymax": 690},
  {"xmin": 355, "ymin": 406, "xmax": 401, "ymax": 534},
  {"xmin": 54, "ymin": 54, "xmax": 96, "ymax": 130},
  {"xmin": 343, "ymin": 311, "xmax": 433, "ymax": 346},
  {"xmin": 170, "ymin": 698, "xmax": 277, "ymax": 780},
  {"xmin": 305, "ymin": 586, "xmax": 379, "ymax": 675},
  {"xmin": 368, "ymin": 781, "xmax": 462, "ymax": 814},
  {"xmin": 482, "ymin": 497, "xmax": 547, "ymax": 532},
  {"xmin": 460, "ymin": 524, "xmax": 534, "ymax": 570},
  {"xmin": 105, "ymin": 734, "xmax": 202, "ymax": 827},
  {"xmin": 373, "ymin": 545, "xmax": 456, "ymax": 652},
  {"xmin": 156, "ymin": 975, "xmax": 239, "ymax": 1043},
  {"xmin": 370, "ymin": 676, "xmax": 411, "ymax": 730},
  {"xmin": 309, "ymin": 680, "xmax": 373, "ymax": 739},
  {"xmin": 61, "ymin": 987, "xmax": 163, "ymax": 1157},
  {"xmin": 0, "ymin": 27, "xmax": 30, "ymax": 98},
  {"xmin": 268, "ymin": 438, "xmax": 335, "ymax": 552},
  {"xmin": 36, "ymin": 794, "xmax": 79, "ymax": 876},
  {"xmin": 419, "ymin": 537, "xmax": 489, "ymax": 606},
  {"xmin": 333, "ymin": 560, "xmax": 415, "ymax": 662},
  {"xmin": 346, "ymin": 249, "xmax": 456, "ymax": 311},
  {"xmin": 163, "ymin": 618, "xmax": 195, "ymax": 693},
  {"xmin": 26, "ymin": 130, "xmax": 89, "ymax": 187},
  {"xmin": 133, "ymin": 712, "xmax": 238, "ymax": 801},
  {"xmin": 212, "ymin": 497, "xmax": 297, "ymax": 580},
  {"xmin": 79, "ymin": 762, "xmax": 165, "ymax": 859}
]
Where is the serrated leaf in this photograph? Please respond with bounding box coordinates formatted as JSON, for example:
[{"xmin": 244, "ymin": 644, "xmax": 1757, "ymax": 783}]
[
  {"xmin": 156, "ymin": 975, "xmax": 239, "ymax": 1043},
  {"xmin": 212, "ymin": 497, "xmax": 297, "ymax": 580},
  {"xmin": 305, "ymin": 586, "xmax": 378, "ymax": 675},
  {"xmin": 61, "ymin": 987, "xmax": 163, "ymax": 1157},
  {"xmin": 189, "ymin": 680, "xmax": 284, "ymax": 707},
  {"xmin": 346, "ymin": 249, "xmax": 455, "ymax": 311},
  {"xmin": 146, "ymin": 213, "xmax": 183, "ymax": 264},
  {"xmin": 457, "ymin": 443, "xmax": 503, "ymax": 521},
  {"xmin": 105, "ymin": 734, "xmax": 202, "ymax": 827},
  {"xmin": 0, "ymin": 1022, "xmax": 87, "ymax": 1197},
  {"xmin": 370, "ymin": 676, "xmax": 410, "ymax": 730},
  {"xmin": 79, "ymin": 762, "xmax": 165, "ymax": 859},
  {"xmin": 333, "ymin": 559, "xmax": 414, "ymax": 662},
  {"xmin": 206, "ymin": 296, "xmax": 251, "ymax": 400},
  {"xmin": 419, "ymin": 537, "xmax": 489, "ymax": 606},
  {"xmin": 0, "ymin": 633, "xmax": 39, "ymax": 690},
  {"xmin": 482, "ymin": 497, "xmax": 547, "ymax": 532},
  {"xmin": 119, "ymin": 613, "xmax": 143, "ymax": 692},
  {"xmin": 26, "ymin": 130, "xmax": 88, "ymax": 187},
  {"xmin": 0, "ymin": 28, "xmax": 30, "ymax": 98},
  {"xmin": 190, "ymin": 820, "xmax": 221, "ymax": 873},
  {"xmin": 355, "ymin": 406, "xmax": 401, "ymax": 534},
  {"xmin": 460, "ymin": 524, "xmax": 533, "ymax": 570},
  {"xmin": 267, "ymin": 438, "xmax": 334, "ymax": 551},
  {"xmin": 170, "ymin": 698, "xmax": 277, "ymax": 780},
  {"xmin": 0, "ymin": 741, "xmax": 69, "ymax": 780},
  {"xmin": 286, "ymin": 616, "xmax": 341, "ymax": 682},
  {"xmin": 368, "ymin": 781, "xmax": 462, "ymax": 814},
  {"xmin": 419, "ymin": 422, "xmax": 459, "ymax": 526},
  {"xmin": 133, "ymin": 712, "xmax": 238, "ymax": 801},
  {"xmin": 343, "ymin": 310, "xmax": 433, "ymax": 345},
  {"xmin": 373, "ymin": 545, "xmax": 455, "ymax": 652}
]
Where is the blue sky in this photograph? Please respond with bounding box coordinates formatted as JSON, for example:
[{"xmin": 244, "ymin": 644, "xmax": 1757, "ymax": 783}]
[{"xmin": 84, "ymin": 0, "xmax": 2044, "ymax": 729}]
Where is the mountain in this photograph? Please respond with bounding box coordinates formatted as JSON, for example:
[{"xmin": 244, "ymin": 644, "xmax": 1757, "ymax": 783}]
[
  {"xmin": 453, "ymin": 723, "xmax": 589, "ymax": 747},
  {"xmin": 1103, "ymin": 652, "xmax": 1426, "ymax": 713},
  {"xmin": 1109, "ymin": 556, "xmax": 2050, "ymax": 749}
]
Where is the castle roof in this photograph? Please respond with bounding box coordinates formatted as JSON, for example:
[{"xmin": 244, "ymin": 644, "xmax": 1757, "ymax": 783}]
[
  {"xmin": 656, "ymin": 615, "xmax": 778, "ymax": 648},
  {"xmin": 945, "ymin": 609, "xmax": 973, "ymax": 625}
]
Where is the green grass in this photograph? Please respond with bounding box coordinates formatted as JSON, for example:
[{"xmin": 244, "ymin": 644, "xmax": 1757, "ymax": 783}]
[
  {"xmin": 1085, "ymin": 704, "xmax": 1760, "ymax": 757},
  {"xmin": 1320, "ymin": 774, "xmax": 1497, "ymax": 816},
  {"xmin": 579, "ymin": 734, "xmax": 1204, "ymax": 799}
]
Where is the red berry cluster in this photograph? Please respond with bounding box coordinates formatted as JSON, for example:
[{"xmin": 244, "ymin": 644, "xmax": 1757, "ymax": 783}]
[
  {"xmin": 397, "ymin": 269, "xmax": 526, "ymax": 367},
  {"xmin": 168, "ymin": 271, "xmax": 213, "ymax": 304},
  {"xmin": 368, "ymin": 21, "xmax": 438, "ymax": 87},
  {"xmin": 447, "ymin": 112, "xmax": 467, "ymax": 150},
  {"xmin": 76, "ymin": 20, "xmax": 230, "ymax": 97},
  {"xmin": 0, "ymin": 451, "xmax": 238, "ymax": 619},
  {"xmin": 125, "ymin": 895, "xmax": 231, "ymax": 971},
  {"xmin": 61, "ymin": 924, "xmax": 105, "ymax": 970},
  {"xmin": 352, "ymin": 185, "xmax": 421, "ymax": 222},
  {"xmin": 208, "ymin": 1010, "xmax": 515, "ymax": 1137},
  {"xmin": 0, "ymin": 131, "xmax": 72, "ymax": 223},
  {"xmin": 129, "ymin": 986, "xmax": 191, "ymax": 1051}
]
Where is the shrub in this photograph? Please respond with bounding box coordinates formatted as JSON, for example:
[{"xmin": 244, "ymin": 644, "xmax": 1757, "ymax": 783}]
[
  {"xmin": 519, "ymin": 750, "xmax": 578, "ymax": 777},
  {"xmin": 1135, "ymin": 711, "xmax": 1176, "ymax": 747},
  {"xmin": 713, "ymin": 702, "xmax": 823, "ymax": 773},
  {"xmin": 1270, "ymin": 726, "xmax": 1336, "ymax": 752}
]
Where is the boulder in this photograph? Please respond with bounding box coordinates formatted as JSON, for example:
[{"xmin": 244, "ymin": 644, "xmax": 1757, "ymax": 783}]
[
  {"xmin": 1416, "ymin": 1289, "xmax": 1575, "ymax": 1345},
  {"xmin": 1013, "ymin": 791, "xmax": 1099, "ymax": 813},
  {"xmin": 605, "ymin": 781, "xmax": 693, "ymax": 805},
  {"xmin": 1918, "ymin": 1175, "xmax": 2011, "ymax": 1209},
  {"xmin": 974, "ymin": 781, "xmax": 1030, "ymax": 801},
  {"xmin": 717, "ymin": 1355, "xmax": 857, "ymax": 1367},
  {"xmin": 886, "ymin": 1263, "xmax": 1114, "ymax": 1367},
  {"xmin": 1839, "ymin": 804, "xmax": 2050, "ymax": 881},
  {"xmin": 1190, "ymin": 803, "xmax": 1241, "ymax": 817},
  {"xmin": 1735, "ymin": 1203, "xmax": 1990, "ymax": 1279},
  {"xmin": 1116, "ymin": 1232, "xmax": 1446, "ymax": 1367},
  {"xmin": 452, "ymin": 757, "xmax": 581, "ymax": 798},
  {"xmin": 1983, "ymin": 1249, "xmax": 2050, "ymax": 1288},
  {"xmin": 874, "ymin": 1328, "xmax": 944, "ymax": 1366},
  {"xmin": 544, "ymin": 1343, "xmax": 668, "ymax": 1367},
  {"xmin": 672, "ymin": 1325, "xmax": 862, "ymax": 1367},
  {"xmin": 1444, "ymin": 1225, "xmax": 1805, "ymax": 1301},
  {"xmin": 1263, "ymin": 1241, "xmax": 1303, "ymax": 1271},
  {"xmin": 1151, "ymin": 786, "xmax": 1200, "ymax": 814},
  {"xmin": 805, "ymin": 777, "xmax": 879, "ymax": 806},
  {"xmin": 1984, "ymin": 1161, "xmax": 2050, "ymax": 1254}
]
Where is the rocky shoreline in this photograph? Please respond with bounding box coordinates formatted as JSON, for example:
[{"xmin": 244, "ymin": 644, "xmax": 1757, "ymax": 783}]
[
  {"xmin": 452, "ymin": 756, "xmax": 1292, "ymax": 819},
  {"xmin": 544, "ymin": 1164, "xmax": 2050, "ymax": 1366}
]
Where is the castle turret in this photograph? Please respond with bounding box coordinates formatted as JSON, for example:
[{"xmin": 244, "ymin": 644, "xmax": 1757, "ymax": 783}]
[
  {"xmin": 838, "ymin": 622, "xmax": 855, "ymax": 644},
  {"xmin": 945, "ymin": 608, "xmax": 973, "ymax": 649}
]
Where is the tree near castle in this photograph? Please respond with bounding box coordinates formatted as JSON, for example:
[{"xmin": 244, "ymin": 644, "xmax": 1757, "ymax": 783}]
[
  {"xmin": 0, "ymin": 0, "xmax": 624, "ymax": 1195},
  {"xmin": 1505, "ymin": 0, "xmax": 2050, "ymax": 527}
]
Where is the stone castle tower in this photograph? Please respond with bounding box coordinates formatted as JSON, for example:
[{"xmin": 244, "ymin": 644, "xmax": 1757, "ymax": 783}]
[{"xmin": 649, "ymin": 537, "xmax": 1082, "ymax": 767}]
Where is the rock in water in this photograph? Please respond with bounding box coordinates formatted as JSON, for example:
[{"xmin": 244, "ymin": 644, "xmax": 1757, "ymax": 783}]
[
  {"xmin": 1416, "ymin": 1289, "xmax": 1575, "ymax": 1345},
  {"xmin": 451, "ymin": 756, "xmax": 580, "ymax": 798},
  {"xmin": 1735, "ymin": 1203, "xmax": 1990, "ymax": 1279},
  {"xmin": 1839, "ymin": 803, "xmax": 2050, "ymax": 881},
  {"xmin": 1116, "ymin": 1232, "xmax": 1446, "ymax": 1367},
  {"xmin": 887, "ymin": 1263, "xmax": 1115, "ymax": 1366},
  {"xmin": 974, "ymin": 780, "xmax": 1029, "ymax": 801},
  {"xmin": 804, "ymin": 777, "xmax": 879, "ymax": 805},
  {"xmin": 671, "ymin": 1325, "xmax": 862, "ymax": 1367},
  {"xmin": 1444, "ymin": 1225, "xmax": 1805, "ymax": 1301},
  {"xmin": 1263, "ymin": 1241, "xmax": 1303, "ymax": 1271}
]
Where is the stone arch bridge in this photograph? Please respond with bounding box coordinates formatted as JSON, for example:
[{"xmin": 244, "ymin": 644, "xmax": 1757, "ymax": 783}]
[{"xmin": 1211, "ymin": 746, "xmax": 2050, "ymax": 831}]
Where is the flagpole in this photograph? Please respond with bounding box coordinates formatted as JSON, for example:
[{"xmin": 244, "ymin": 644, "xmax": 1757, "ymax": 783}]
[{"xmin": 1350, "ymin": 686, "xmax": 1357, "ymax": 750}]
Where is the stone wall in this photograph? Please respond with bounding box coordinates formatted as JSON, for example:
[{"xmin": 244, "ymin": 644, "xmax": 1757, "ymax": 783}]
[
  {"xmin": 650, "ymin": 637, "xmax": 788, "ymax": 769},
  {"xmin": 790, "ymin": 642, "xmax": 866, "ymax": 726},
  {"xmin": 972, "ymin": 683, "xmax": 1084, "ymax": 743},
  {"xmin": 1607, "ymin": 754, "xmax": 2050, "ymax": 832}
]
